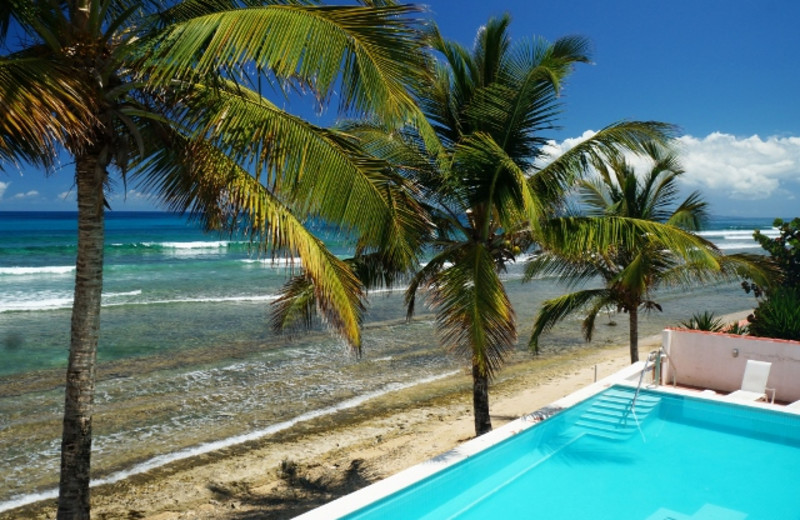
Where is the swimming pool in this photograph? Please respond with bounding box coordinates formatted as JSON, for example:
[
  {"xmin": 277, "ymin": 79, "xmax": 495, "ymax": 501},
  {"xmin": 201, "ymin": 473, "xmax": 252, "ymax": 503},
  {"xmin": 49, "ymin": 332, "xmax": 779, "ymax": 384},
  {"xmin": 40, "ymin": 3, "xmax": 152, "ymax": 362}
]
[{"xmin": 333, "ymin": 386, "xmax": 800, "ymax": 520}]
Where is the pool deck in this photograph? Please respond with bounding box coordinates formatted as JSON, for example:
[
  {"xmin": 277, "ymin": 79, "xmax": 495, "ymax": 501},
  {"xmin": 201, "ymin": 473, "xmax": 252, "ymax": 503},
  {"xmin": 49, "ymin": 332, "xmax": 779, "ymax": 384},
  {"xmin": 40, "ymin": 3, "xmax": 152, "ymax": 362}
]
[{"xmin": 295, "ymin": 352, "xmax": 800, "ymax": 520}]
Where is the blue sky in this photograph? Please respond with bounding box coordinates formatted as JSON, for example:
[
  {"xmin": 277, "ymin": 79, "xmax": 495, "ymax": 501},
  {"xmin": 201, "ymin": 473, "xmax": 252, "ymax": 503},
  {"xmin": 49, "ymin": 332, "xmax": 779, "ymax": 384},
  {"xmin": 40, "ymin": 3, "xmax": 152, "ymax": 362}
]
[{"xmin": 1, "ymin": 0, "xmax": 799, "ymax": 217}]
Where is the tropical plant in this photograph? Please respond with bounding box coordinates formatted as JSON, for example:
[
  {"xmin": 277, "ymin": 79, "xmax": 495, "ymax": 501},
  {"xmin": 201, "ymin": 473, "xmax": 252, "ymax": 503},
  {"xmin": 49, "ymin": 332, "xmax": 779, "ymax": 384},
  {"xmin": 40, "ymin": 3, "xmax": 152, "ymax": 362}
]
[
  {"xmin": 526, "ymin": 145, "xmax": 771, "ymax": 363},
  {"xmin": 725, "ymin": 321, "xmax": 750, "ymax": 335},
  {"xmin": 1, "ymin": 1, "xmax": 430, "ymax": 517},
  {"xmin": 680, "ymin": 311, "xmax": 725, "ymax": 332},
  {"xmin": 742, "ymin": 217, "xmax": 800, "ymax": 340},
  {"xmin": 750, "ymin": 218, "xmax": 800, "ymax": 289},
  {"xmin": 296, "ymin": 15, "xmax": 687, "ymax": 437},
  {"xmin": 747, "ymin": 287, "xmax": 800, "ymax": 340}
]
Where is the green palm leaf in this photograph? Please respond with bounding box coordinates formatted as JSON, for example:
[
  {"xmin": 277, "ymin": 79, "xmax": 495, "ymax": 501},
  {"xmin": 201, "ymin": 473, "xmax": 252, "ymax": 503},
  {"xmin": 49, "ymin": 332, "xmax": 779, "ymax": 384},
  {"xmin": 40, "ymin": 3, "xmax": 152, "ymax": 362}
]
[
  {"xmin": 133, "ymin": 131, "xmax": 365, "ymax": 349},
  {"xmin": 147, "ymin": 4, "xmax": 427, "ymax": 122},
  {"xmin": 0, "ymin": 56, "xmax": 92, "ymax": 167},
  {"xmin": 188, "ymin": 84, "xmax": 392, "ymax": 227},
  {"xmin": 429, "ymin": 242, "xmax": 516, "ymax": 377},
  {"xmin": 530, "ymin": 121, "xmax": 678, "ymax": 212},
  {"xmin": 404, "ymin": 241, "xmax": 463, "ymax": 319},
  {"xmin": 529, "ymin": 289, "xmax": 610, "ymax": 351},
  {"xmin": 524, "ymin": 252, "xmax": 600, "ymax": 288},
  {"xmin": 466, "ymin": 34, "xmax": 591, "ymax": 164},
  {"xmin": 452, "ymin": 131, "xmax": 539, "ymax": 229},
  {"xmin": 177, "ymin": 81, "xmax": 428, "ymax": 262},
  {"xmin": 537, "ymin": 216, "xmax": 720, "ymax": 267}
]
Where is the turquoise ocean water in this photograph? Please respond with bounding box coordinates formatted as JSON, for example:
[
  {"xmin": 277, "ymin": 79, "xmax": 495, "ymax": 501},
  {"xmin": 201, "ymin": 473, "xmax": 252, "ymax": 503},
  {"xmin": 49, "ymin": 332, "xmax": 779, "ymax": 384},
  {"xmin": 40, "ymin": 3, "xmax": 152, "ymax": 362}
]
[{"xmin": 0, "ymin": 212, "xmax": 779, "ymax": 509}]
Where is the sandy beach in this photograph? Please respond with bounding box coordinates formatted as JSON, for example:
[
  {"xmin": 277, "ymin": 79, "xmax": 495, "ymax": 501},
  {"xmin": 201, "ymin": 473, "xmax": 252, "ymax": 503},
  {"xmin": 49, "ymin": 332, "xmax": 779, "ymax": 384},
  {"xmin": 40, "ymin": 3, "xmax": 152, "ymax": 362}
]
[{"xmin": 5, "ymin": 311, "xmax": 751, "ymax": 520}]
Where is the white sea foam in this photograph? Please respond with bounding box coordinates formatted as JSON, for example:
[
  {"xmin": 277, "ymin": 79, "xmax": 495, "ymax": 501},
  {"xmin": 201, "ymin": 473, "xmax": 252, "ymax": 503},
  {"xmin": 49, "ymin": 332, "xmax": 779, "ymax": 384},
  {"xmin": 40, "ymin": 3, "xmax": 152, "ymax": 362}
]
[
  {"xmin": 715, "ymin": 243, "xmax": 766, "ymax": 251},
  {"xmin": 0, "ymin": 489, "xmax": 59, "ymax": 515},
  {"xmin": 157, "ymin": 241, "xmax": 231, "ymax": 249},
  {"xmin": 117, "ymin": 295, "xmax": 280, "ymax": 306},
  {"xmin": 240, "ymin": 257, "xmax": 304, "ymax": 267},
  {"xmin": 118, "ymin": 240, "xmax": 234, "ymax": 249},
  {"xmin": 106, "ymin": 290, "xmax": 143, "ymax": 298},
  {"xmin": 0, "ymin": 295, "xmax": 73, "ymax": 313},
  {"xmin": 0, "ymin": 266, "xmax": 74, "ymax": 276},
  {"xmin": 0, "ymin": 292, "xmax": 278, "ymax": 313},
  {"xmin": 367, "ymin": 287, "xmax": 406, "ymax": 295},
  {"xmin": 0, "ymin": 370, "xmax": 458, "ymax": 514},
  {"xmin": 697, "ymin": 228, "xmax": 779, "ymax": 241}
]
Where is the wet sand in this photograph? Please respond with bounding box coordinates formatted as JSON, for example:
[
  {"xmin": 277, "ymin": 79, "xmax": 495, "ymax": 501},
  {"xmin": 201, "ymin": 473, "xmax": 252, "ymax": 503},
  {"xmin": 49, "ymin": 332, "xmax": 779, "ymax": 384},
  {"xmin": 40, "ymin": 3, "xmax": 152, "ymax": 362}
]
[{"xmin": 4, "ymin": 311, "xmax": 750, "ymax": 520}]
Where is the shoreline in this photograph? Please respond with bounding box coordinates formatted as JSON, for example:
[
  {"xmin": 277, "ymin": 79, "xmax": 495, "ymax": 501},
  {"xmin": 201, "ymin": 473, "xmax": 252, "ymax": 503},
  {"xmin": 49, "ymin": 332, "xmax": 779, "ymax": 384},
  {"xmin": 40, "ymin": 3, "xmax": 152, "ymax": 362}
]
[{"xmin": 3, "ymin": 310, "xmax": 751, "ymax": 520}]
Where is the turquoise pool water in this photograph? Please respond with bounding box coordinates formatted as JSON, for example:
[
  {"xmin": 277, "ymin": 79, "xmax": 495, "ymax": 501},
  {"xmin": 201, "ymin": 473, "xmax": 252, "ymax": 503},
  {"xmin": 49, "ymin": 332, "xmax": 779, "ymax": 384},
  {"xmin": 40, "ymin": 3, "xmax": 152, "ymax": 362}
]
[{"xmin": 344, "ymin": 386, "xmax": 800, "ymax": 520}]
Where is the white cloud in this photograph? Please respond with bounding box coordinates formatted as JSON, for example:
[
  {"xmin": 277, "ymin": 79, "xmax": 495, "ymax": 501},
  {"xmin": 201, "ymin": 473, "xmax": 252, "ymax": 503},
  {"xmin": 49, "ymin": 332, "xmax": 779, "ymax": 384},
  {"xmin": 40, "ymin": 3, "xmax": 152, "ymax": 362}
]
[
  {"xmin": 538, "ymin": 131, "xmax": 800, "ymax": 203},
  {"xmin": 538, "ymin": 130, "xmax": 655, "ymax": 174},
  {"xmin": 676, "ymin": 133, "xmax": 800, "ymax": 200},
  {"xmin": 538, "ymin": 130, "xmax": 596, "ymax": 163},
  {"xmin": 12, "ymin": 190, "xmax": 39, "ymax": 199},
  {"xmin": 0, "ymin": 182, "xmax": 7, "ymax": 199}
]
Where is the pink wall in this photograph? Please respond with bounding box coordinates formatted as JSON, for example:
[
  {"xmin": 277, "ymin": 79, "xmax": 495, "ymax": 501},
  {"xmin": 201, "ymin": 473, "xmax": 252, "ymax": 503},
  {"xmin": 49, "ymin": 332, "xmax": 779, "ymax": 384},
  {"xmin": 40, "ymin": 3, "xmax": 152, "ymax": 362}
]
[{"xmin": 662, "ymin": 329, "xmax": 800, "ymax": 403}]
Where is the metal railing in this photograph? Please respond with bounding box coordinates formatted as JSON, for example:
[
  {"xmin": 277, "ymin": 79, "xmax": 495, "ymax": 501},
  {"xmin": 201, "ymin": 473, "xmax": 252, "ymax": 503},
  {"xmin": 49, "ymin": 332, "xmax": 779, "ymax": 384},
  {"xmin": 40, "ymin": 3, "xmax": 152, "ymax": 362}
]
[
  {"xmin": 660, "ymin": 347, "xmax": 678, "ymax": 387},
  {"xmin": 632, "ymin": 350, "xmax": 660, "ymax": 413}
]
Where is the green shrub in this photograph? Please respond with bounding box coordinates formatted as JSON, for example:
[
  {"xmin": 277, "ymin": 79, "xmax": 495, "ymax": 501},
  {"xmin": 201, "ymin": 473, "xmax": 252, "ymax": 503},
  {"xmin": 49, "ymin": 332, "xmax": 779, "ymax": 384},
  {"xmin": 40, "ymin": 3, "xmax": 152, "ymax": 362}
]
[
  {"xmin": 754, "ymin": 218, "xmax": 800, "ymax": 288},
  {"xmin": 680, "ymin": 311, "xmax": 725, "ymax": 332},
  {"xmin": 725, "ymin": 321, "xmax": 749, "ymax": 335},
  {"xmin": 748, "ymin": 287, "xmax": 800, "ymax": 341}
]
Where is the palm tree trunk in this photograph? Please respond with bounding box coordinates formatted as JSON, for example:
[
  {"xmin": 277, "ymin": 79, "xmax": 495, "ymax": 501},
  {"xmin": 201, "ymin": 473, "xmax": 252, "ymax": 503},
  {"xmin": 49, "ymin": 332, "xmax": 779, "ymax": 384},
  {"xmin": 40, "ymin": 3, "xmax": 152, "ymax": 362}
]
[
  {"xmin": 58, "ymin": 154, "xmax": 105, "ymax": 520},
  {"xmin": 472, "ymin": 364, "xmax": 492, "ymax": 436},
  {"xmin": 629, "ymin": 305, "xmax": 639, "ymax": 364}
]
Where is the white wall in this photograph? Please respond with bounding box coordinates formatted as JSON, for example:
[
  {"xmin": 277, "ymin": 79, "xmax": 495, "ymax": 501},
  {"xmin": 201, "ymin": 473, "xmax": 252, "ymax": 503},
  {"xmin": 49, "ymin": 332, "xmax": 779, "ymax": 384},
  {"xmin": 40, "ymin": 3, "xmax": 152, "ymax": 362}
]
[{"xmin": 662, "ymin": 329, "xmax": 800, "ymax": 403}]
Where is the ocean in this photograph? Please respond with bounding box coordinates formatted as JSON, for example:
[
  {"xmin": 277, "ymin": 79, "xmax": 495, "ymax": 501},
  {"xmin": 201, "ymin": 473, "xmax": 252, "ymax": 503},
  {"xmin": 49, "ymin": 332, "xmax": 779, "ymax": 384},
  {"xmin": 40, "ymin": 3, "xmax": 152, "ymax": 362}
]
[{"xmin": 0, "ymin": 211, "xmax": 778, "ymax": 510}]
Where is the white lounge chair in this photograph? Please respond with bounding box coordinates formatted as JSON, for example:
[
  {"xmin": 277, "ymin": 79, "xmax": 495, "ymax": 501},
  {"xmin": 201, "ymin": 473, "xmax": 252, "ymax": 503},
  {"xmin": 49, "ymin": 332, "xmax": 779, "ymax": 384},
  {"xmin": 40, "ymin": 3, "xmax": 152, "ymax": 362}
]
[{"xmin": 727, "ymin": 360, "xmax": 774, "ymax": 403}]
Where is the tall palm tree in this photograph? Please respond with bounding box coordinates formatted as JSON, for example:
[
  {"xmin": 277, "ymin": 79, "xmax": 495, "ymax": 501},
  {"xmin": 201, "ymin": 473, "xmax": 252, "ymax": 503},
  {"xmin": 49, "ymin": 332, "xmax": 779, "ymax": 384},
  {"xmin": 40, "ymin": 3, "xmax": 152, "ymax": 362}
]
[
  {"xmin": 292, "ymin": 16, "xmax": 685, "ymax": 437},
  {"xmin": 1, "ymin": 1, "xmax": 429, "ymax": 517},
  {"xmin": 526, "ymin": 144, "xmax": 769, "ymax": 363}
]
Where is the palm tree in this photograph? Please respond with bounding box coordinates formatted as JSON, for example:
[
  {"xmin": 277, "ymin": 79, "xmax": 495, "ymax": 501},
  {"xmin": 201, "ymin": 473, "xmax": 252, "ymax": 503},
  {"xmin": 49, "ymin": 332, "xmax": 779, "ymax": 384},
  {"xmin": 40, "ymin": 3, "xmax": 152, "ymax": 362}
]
[
  {"xmin": 526, "ymin": 144, "xmax": 769, "ymax": 363},
  {"xmin": 306, "ymin": 16, "xmax": 683, "ymax": 437},
  {"xmin": 1, "ymin": 1, "xmax": 429, "ymax": 517}
]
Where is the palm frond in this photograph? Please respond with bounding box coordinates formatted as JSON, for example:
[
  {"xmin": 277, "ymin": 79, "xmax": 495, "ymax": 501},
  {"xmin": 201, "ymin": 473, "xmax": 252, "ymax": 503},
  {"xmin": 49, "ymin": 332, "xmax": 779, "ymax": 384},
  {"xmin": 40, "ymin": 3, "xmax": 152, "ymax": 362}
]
[
  {"xmin": 147, "ymin": 4, "xmax": 428, "ymax": 123},
  {"xmin": 473, "ymin": 14, "xmax": 511, "ymax": 86},
  {"xmin": 178, "ymin": 81, "xmax": 421, "ymax": 255},
  {"xmin": 675, "ymin": 252, "xmax": 782, "ymax": 290},
  {"xmin": 0, "ymin": 56, "xmax": 93, "ymax": 167},
  {"xmin": 531, "ymin": 121, "xmax": 678, "ymax": 207},
  {"xmin": 271, "ymin": 272, "xmax": 317, "ymax": 333},
  {"xmin": 452, "ymin": 131, "xmax": 540, "ymax": 230},
  {"xmin": 581, "ymin": 295, "xmax": 616, "ymax": 342},
  {"xmin": 404, "ymin": 241, "xmax": 463, "ymax": 319},
  {"xmin": 577, "ymin": 178, "xmax": 612, "ymax": 215},
  {"xmin": 132, "ymin": 131, "xmax": 365, "ymax": 349},
  {"xmin": 426, "ymin": 27, "xmax": 476, "ymax": 122},
  {"xmin": 429, "ymin": 242, "xmax": 516, "ymax": 377},
  {"xmin": 666, "ymin": 190, "xmax": 709, "ymax": 230},
  {"xmin": 464, "ymin": 34, "xmax": 591, "ymax": 165},
  {"xmin": 537, "ymin": 216, "xmax": 721, "ymax": 268},
  {"xmin": 148, "ymin": 0, "xmax": 274, "ymax": 28},
  {"xmin": 614, "ymin": 251, "xmax": 651, "ymax": 297},
  {"xmin": 529, "ymin": 288, "xmax": 609, "ymax": 352},
  {"xmin": 523, "ymin": 252, "xmax": 601, "ymax": 288}
]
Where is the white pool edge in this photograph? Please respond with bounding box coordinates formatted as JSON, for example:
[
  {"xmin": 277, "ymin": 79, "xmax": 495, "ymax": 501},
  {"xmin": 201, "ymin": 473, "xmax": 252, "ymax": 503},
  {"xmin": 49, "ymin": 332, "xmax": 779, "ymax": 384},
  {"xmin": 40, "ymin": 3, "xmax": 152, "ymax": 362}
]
[{"xmin": 294, "ymin": 362, "xmax": 646, "ymax": 520}]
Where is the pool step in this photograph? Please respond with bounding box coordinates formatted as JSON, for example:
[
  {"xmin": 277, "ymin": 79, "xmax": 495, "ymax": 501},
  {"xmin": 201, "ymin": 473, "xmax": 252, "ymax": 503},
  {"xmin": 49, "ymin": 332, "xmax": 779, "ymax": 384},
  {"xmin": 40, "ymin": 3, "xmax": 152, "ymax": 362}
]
[
  {"xmin": 645, "ymin": 504, "xmax": 747, "ymax": 520},
  {"xmin": 575, "ymin": 389, "xmax": 661, "ymax": 440},
  {"xmin": 645, "ymin": 508, "xmax": 690, "ymax": 520}
]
